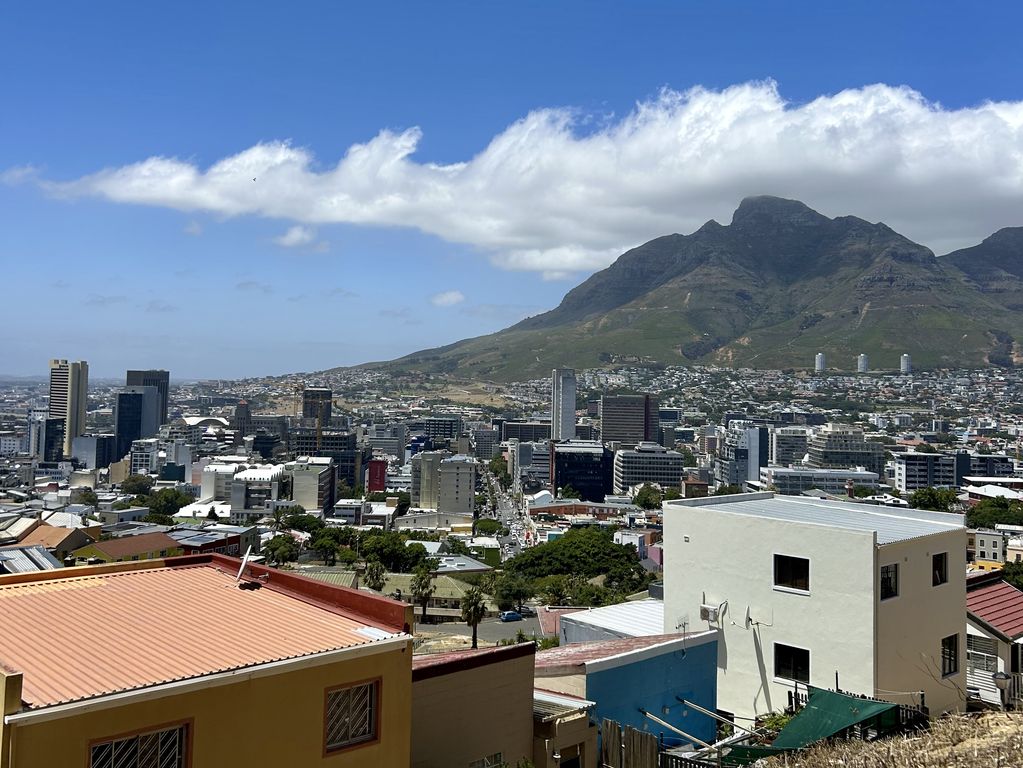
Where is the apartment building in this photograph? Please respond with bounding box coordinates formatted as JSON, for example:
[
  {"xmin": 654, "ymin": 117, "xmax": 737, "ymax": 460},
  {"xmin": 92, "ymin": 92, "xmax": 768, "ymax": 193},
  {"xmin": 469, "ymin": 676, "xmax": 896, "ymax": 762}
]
[
  {"xmin": 759, "ymin": 466, "xmax": 879, "ymax": 496},
  {"xmin": 663, "ymin": 493, "xmax": 967, "ymax": 720},
  {"xmin": 806, "ymin": 423, "xmax": 885, "ymax": 476}
]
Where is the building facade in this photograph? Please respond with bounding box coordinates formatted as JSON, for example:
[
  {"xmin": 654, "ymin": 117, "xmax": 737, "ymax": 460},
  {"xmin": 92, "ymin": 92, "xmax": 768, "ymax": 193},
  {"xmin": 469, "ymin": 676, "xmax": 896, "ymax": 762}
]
[
  {"xmin": 551, "ymin": 369, "xmax": 577, "ymax": 441},
  {"xmin": 599, "ymin": 394, "xmax": 659, "ymax": 447},
  {"xmin": 125, "ymin": 369, "xmax": 170, "ymax": 425},
  {"xmin": 612, "ymin": 442, "xmax": 685, "ymax": 494},
  {"xmin": 48, "ymin": 359, "xmax": 88, "ymax": 458}
]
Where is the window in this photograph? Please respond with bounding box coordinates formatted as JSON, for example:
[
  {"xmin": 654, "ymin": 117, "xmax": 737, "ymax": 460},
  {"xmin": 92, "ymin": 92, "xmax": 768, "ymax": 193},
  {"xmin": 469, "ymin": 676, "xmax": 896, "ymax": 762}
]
[
  {"xmin": 980, "ymin": 551, "xmax": 987, "ymax": 559},
  {"xmin": 880, "ymin": 563, "xmax": 899, "ymax": 600},
  {"xmin": 774, "ymin": 643, "xmax": 810, "ymax": 683},
  {"xmin": 967, "ymin": 634, "xmax": 998, "ymax": 674},
  {"xmin": 774, "ymin": 555, "xmax": 810, "ymax": 592},
  {"xmin": 941, "ymin": 634, "xmax": 959, "ymax": 676},
  {"xmin": 325, "ymin": 681, "xmax": 378, "ymax": 752},
  {"xmin": 91, "ymin": 723, "xmax": 188, "ymax": 768},
  {"xmin": 933, "ymin": 552, "xmax": 948, "ymax": 586},
  {"xmin": 469, "ymin": 753, "xmax": 504, "ymax": 768}
]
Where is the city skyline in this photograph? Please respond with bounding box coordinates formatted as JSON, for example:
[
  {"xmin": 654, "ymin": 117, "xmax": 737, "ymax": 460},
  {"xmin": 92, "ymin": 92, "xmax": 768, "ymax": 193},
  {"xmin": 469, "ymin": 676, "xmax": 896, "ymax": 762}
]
[{"xmin": 3, "ymin": 2, "xmax": 1023, "ymax": 378}]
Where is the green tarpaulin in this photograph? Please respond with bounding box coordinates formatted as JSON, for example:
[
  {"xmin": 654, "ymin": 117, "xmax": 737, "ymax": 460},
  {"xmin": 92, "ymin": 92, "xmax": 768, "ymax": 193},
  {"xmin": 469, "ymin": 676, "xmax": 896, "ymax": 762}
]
[{"xmin": 771, "ymin": 687, "xmax": 899, "ymax": 749}]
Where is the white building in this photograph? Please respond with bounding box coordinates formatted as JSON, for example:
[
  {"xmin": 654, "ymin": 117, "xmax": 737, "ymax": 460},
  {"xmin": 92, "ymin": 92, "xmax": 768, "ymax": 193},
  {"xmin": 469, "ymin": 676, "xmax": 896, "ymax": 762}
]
[
  {"xmin": 769, "ymin": 426, "xmax": 812, "ymax": 467},
  {"xmin": 551, "ymin": 368, "xmax": 576, "ymax": 441},
  {"xmin": 663, "ymin": 492, "xmax": 966, "ymax": 720},
  {"xmin": 437, "ymin": 455, "xmax": 477, "ymax": 515},
  {"xmin": 814, "ymin": 352, "xmax": 825, "ymax": 373},
  {"xmin": 901, "ymin": 353, "xmax": 913, "ymax": 374},
  {"xmin": 129, "ymin": 438, "xmax": 161, "ymax": 475},
  {"xmin": 893, "ymin": 453, "xmax": 957, "ymax": 494},
  {"xmin": 612, "ymin": 442, "xmax": 685, "ymax": 494},
  {"xmin": 201, "ymin": 462, "xmax": 242, "ymax": 501},
  {"xmin": 759, "ymin": 466, "xmax": 879, "ymax": 496},
  {"xmin": 857, "ymin": 353, "xmax": 868, "ymax": 374}
]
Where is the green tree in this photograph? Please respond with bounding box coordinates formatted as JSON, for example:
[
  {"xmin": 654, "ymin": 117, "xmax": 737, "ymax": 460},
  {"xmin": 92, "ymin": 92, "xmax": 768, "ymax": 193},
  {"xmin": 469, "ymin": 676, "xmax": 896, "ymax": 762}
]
[
  {"xmin": 460, "ymin": 585, "xmax": 488, "ymax": 649},
  {"xmin": 312, "ymin": 529, "xmax": 340, "ymax": 565},
  {"xmin": 664, "ymin": 487, "xmax": 682, "ymax": 501},
  {"xmin": 475, "ymin": 518, "xmax": 503, "ymax": 537},
  {"xmin": 145, "ymin": 488, "xmax": 194, "ymax": 518},
  {"xmin": 965, "ymin": 497, "xmax": 1023, "ymax": 529},
  {"xmin": 141, "ymin": 513, "xmax": 176, "ymax": 526},
  {"xmin": 77, "ymin": 488, "xmax": 99, "ymax": 506},
  {"xmin": 364, "ymin": 560, "xmax": 387, "ymax": 592},
  {"xmin": 410, "ymin": 566, "xmax": 436, "ymax": 622},
  {"xmin": 678, "ymin": 447, "xmax": 697, "ymax": 466},
  {"xmin": 559, "ymin": 484, "xmax": 582, "ymax": 500},
  {"xmin": 914, "ymin": 442, "xmax": 936, "ymax": 453},
  {"xmin": 909, "ymin": 487, "xmax": 958, "ymax": 513},
  {"xmin": 633, "ymin": 483, "xmax": 663, "ymax": 510},
  {"xmin": 852, "ymin": 485, "xmax": 874, "ymax": 498},
  {"xmin": 444, "ymin": 537, "xmax": 471, "ymax": 556},
  {"xmin": 264, "ymin": 534, "xmax": 299, "ymax": 566},
  {"xmin": 494, "ymin": 572, "xmax": 533, "ymax": 612},
  {"xmin": 120, "ymin": 474, "xmax": 155, "ymax": 496},
  {"xmin": 489, "ymin": 455, "xmax": 512, "ymax": 490},
  {"xmin": 1002, "ymin": 561, "xmax": 1023, "ymax": 592},
  {"xmin": 285, "ymin": 513, "xmax": 325, "ymax": 534},
  {"xmin": 714, "ymin": 484, "xmax": 743, "ymax": 496}
]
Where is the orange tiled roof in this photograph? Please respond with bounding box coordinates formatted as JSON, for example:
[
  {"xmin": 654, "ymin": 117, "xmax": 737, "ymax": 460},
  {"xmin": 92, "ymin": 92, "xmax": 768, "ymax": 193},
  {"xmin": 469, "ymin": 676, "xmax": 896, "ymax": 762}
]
[
  {"xmin": 0, "ymin": 563, "xmax": 406, "ymax": 710},
  {"xmin": 14, "ymin": 524, "xmax": 77, "ymax": 549}
]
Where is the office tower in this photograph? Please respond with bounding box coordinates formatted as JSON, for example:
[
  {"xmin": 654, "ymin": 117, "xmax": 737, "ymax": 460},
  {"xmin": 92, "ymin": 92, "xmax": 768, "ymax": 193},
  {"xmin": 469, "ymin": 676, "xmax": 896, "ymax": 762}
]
[
  {"xmin": 551, "ymin": 440, "xmax": 613, "ymax": 503},
  {"xmin": 806, "ymin": 423, "xmax": 885, "ymax": 476},
  {"xmin": 71, "ymin": 434, "xmax": 117, "ymax": 470},
  {"xmin": 437, "ymin": 455, "xmax": 478, "ymax": 515},
  {"xmin": 114, "ymin": 386, "xmax": 160, "ymax": 460},
  {"xmin": 613, "ymin": 442, "xmax": 685, "ymax": 494},
  {"xmin": 769, "ymin": 426, "xmax": 812, "ymax": 466},
  {"xmin": 48, "ymin": 359, "xmax": 88, "ymax": 458},
  {"xmin": 302, "ymin": 387, "xmax": 332, "ymax": 422},
  {"xmin": 814, "ymin": 352, "xmax": 825, "ymax": 373},
  {"xmin": 126, "ymin": 370, "xmax": 170, "ymax": 425},
  {"xmin": 714, "ymin": 421, "xmax": 768, "ymax": 488},
  {"xmin": 600, "ymin": 393, "xmax": 659, "ymax": 447},
  {"xmin": 857, "ymin": 353, "xmax": 868, "ymax": 374},
  {"xmin": 900, "ymin": 353, "xmax": 912, "ymax": 374},
  {"xmin": 551, "ymin": 369, "xmax": 577, "ymax": 440},
  {"xmin": 30, "ymin": 417, "xmax": 65, "ymax": 463}
]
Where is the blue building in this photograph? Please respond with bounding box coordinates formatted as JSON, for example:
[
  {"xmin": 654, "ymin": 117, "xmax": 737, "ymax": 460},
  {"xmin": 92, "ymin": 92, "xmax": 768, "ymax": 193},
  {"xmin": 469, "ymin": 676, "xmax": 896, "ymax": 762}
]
[{"xmin": 534, "ymin": 632, "xmax": 718, "ymax": 748}]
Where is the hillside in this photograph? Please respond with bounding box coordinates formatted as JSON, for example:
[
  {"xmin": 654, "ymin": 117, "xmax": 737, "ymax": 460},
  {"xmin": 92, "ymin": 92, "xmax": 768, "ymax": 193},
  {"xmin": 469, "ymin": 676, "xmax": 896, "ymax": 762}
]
[{"xmin": 362, "ymin": 197, "xmax": 1023, "ymax": 381}]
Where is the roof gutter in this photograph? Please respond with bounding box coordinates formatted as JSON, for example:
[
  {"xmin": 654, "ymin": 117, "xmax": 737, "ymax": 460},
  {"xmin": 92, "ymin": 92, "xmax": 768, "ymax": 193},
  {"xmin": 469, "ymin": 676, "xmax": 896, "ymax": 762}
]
[{"xmin": 5, "ymin": 634, "xmax": 409, "ymax": 727}]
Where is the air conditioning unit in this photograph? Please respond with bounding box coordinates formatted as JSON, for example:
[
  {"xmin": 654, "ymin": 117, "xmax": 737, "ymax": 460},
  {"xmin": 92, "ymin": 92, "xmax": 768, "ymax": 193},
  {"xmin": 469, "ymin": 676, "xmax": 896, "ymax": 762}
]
[{"xmin": 699, "ymin": 603, "xmax": 719, "ymax": 623}]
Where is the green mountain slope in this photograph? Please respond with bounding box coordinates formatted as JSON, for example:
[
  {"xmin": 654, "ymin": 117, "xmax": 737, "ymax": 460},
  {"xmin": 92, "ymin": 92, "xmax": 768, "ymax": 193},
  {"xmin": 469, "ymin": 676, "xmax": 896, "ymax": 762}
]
[{"xmin": 363, "ymin": 197, "xmax": 1023, "ymax": 380}]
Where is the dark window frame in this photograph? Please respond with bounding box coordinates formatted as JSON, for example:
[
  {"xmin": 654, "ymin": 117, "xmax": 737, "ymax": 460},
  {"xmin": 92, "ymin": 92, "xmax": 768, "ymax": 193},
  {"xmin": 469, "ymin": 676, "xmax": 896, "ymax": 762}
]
[
  {"xmin": 941, "ymin": 633, "xmax": 959, "ymax": 677},
  {"xmin": 933, "ymin": 552, "xmax": 949, "ymax": 586},
  {"xmin": 774, "ymin": 554, "xmax": 810, "ymax": 592},
  {"xmin": 774, "ymin": 642, "xmax": 810, "ymax": 683},
  {"xmin": 880, "ymin": 563, "xmax": 899, "ymax": 600}
]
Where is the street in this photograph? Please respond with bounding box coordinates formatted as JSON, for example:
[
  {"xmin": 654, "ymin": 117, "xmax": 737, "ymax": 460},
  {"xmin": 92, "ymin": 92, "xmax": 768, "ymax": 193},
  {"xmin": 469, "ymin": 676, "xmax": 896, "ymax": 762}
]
[{"xmin": 424, "ymin": 615, "xmax": 542, "ymax": 644}]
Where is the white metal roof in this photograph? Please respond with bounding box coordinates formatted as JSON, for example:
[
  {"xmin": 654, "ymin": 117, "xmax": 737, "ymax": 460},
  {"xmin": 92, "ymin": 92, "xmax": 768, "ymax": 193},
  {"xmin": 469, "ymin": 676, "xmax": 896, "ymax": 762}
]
[
  {"xmin": 560, "ymin": 598, "xmax": 665, "ymax": 636},
  {"xmin": 666, "ymin": 492, "xmax": 963, "ymax": 544}
]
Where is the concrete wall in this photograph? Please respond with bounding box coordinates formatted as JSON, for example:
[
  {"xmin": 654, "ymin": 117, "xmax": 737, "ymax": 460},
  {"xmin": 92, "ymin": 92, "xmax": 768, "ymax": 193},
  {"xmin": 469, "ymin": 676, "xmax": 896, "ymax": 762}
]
[
  {"xmin": 5, "ymin": 644, "xmax": 411, "ymax": 768},
  {"xmin": 584, "ymin": 635, "xmax": 718, "ymax": 747},
  {"xmin": 412, "ymin": 649, "xmax": 533, "ymax": 768},
  {"xmin": 663, "ymin": 501, "xmax": 876, "ymax": 719},
  {"xmin": 875, "ymin": 532, "xmax": 967, "ymax": 715}
]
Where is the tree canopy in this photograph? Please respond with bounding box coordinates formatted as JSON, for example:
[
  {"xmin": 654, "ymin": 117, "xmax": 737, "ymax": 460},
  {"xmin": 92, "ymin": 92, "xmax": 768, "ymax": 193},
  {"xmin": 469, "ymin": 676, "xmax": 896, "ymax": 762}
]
[
  {"xmin": 966, "ymin": 497, "xmax": 1023, "ymax": 529},
  {"xmin": 633, "ymin": 484, "xmax": 663, "ymax": 510},
  {"xmin": 503, "ymin": 527, "xmax": 645, "ymax": 592},
  {"xmin": 264, "ymin": 534, "xmax": 299, "ymax": 566},
  {"xmin": 909, "ymin": 487, "xmax": 958, "ymax": 513},
  {"xmin": 120, "ymin": 474, "xmax": 155, "ymax": 496}
]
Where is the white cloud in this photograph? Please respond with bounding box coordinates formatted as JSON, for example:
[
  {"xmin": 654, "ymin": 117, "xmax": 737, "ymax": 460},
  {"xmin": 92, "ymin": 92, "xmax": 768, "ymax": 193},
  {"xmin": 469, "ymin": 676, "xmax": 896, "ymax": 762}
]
[
  {"xmin": 33, "ymin": 82, "xmax": 1023, "ymax": 275},
  {"xmin": 430, "ymin": 290, "xmax": 465, "ymax": 307},
  {"xmin": 274, "ymin": 225, "xmax": 316, "ymax": 248},
  {"xmin": 183, "ymin": 220, "xmax": 203, "ymax": 236}
]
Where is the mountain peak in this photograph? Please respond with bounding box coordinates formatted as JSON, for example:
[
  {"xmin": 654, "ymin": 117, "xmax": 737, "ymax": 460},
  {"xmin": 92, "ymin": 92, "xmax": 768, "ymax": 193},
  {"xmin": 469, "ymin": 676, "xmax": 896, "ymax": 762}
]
[{"xmin": 731, "ymin": 196, "xmax": 827, "ymax": 227}]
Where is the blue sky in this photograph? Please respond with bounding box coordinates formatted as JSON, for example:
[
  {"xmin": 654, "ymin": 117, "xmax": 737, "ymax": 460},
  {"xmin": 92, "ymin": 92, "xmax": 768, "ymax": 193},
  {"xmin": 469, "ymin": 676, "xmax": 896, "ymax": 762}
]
[{"xmin": 3, "ymin": 1, "xmax": 1023, "ymax": 379}]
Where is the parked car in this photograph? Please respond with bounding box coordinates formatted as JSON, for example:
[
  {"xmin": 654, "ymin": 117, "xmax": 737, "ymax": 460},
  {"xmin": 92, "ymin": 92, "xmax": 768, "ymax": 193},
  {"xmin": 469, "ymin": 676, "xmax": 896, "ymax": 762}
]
[
  {"xmin": 499, "ymin": 610, "xmax": 523, "ymax": 622},
  {"xmin": 518, "ymin": 605, "xmax": 536, "ymax": 617}
]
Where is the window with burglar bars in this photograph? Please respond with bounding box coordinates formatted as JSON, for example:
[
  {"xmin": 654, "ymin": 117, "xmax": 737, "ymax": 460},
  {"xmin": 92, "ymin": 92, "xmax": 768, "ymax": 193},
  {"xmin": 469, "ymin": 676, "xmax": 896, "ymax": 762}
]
[
  {"xmin": 469, "ymin": 753, "xmax": 504, "ymax": 768},
  {"xmin": 325, "ymin": 681, "xmax": 378, "ymax": 752},
  {"xmin": 90, "ymin": 723, "xmax": 187, "ymax": 768}
]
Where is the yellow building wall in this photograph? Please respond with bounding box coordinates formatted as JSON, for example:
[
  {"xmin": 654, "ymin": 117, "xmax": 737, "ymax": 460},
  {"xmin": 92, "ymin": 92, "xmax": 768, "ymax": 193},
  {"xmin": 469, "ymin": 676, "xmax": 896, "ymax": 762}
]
[{"xmin": 7, "ymin": 644, "xmax": 412, "ymax": 768}]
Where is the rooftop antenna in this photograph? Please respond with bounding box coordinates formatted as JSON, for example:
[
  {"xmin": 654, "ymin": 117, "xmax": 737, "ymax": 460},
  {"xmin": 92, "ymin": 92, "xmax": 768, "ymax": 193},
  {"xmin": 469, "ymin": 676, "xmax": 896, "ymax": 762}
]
[{"xmin": 234, "ymin": 545, "xmax": 253, "ymax": 584}]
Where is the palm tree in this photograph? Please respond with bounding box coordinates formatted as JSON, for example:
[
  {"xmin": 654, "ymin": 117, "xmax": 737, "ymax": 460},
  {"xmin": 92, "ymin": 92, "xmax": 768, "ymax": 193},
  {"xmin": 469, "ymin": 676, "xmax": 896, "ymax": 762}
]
[
  {"xmin": 364, "ymin": 560, "xmax": 386, "ymax": 592},
  {"xmin": 270, "ymin": 507, "xmax": 287, "ymax": 532},
  {"xmin": 410, "ymin": 566, "xmax": 436, "ymax": 623},
  {"xmin": 460, "ymin": 586, "xmax": 487, "ymax": 649}
]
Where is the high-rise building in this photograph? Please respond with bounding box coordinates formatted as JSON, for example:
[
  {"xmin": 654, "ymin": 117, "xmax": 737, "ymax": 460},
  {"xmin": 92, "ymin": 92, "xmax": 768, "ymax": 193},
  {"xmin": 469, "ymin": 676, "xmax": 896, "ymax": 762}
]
[
  {"xmin": 286, "ymin": 456, "xmax": 337, "ymax": 514},
  {"xmin": 551, "ymin": 440, "xmax": 613, "ymax": 503},
  {"xmin": 600, "ymin": 394, "xmax": 659, "ymax": 447},
  {"xmin": 126, "ymin": 369, "xmax": 170, "ymax": 425},
  {"xmin": 806, "ymin": 423, "xmax": 885, "ymax": 476},
  {"xmin": 814, "ymin": 352, "xmax": 826, "ymax": 373},
  {"xmin": 900, "ymin": 353, "xmax": 912, "ymax": 374},
  {"xmin": 857, "ymin": 354, "xmax": 868, "ymax": 374},
  {"xmin": 48, "ymin": 359, "xmax": 88, "ymax": 458},
  {"xmin": 437, "ymin": 455, "xmax": 478, "ymax": 515},
  {"xmin": 613, "ymin": 442, "xmax": 686, "ymax": 494},
  {"xmin": 113, "ymin": 386, "xmax": 160, "ymax": 460},
  {"xmin": 411, "ymin": 450, "xmax": 451, "ymax": 509},
  {"xmin": 71, "ymin": 434, "xmax": 117, "ymax": 470},
  {"xmin": 302, "ymin": 387, "xmax": 332, "ymax": 422},
  {"xmin": 714, "ymin": 421, "xmax": 768, "ymax": 488},
  {"xmin": 551, "ymin": 369, "xmax": 577, "ymax": 440},
  {"xmin": 769, "ymin": 426, "xmax": 812, "ymax": 467}
]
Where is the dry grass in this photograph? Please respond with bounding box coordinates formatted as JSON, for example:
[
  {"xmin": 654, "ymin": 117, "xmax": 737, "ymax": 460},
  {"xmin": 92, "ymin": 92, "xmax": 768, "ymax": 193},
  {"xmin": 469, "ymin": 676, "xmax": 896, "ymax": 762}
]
[{"xmin": 764, "ymin": 713, "xmax": 1023, "ymax": 767}]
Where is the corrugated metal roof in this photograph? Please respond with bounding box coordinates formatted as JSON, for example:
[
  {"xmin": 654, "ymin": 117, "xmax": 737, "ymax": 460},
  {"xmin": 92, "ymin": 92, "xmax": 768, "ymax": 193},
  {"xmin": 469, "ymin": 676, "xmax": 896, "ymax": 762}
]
[
  {"xmin": 668, "ymin": 495, "xmax": 964, "ymax": 544},
  {"xmin": 968, "ymin": 579, "xmax": 1023, "ymax": 639},
  {"xmin": 560, "ymin": 598, "xmax": 664, "ymax": 637},
  {"xmin": 535, "ymin": 634, "xmax": 691, "ymax": 669},
  {"xmin": 533, "ymin": 688, "xmax": 595, "ymax": 721},
  {"xmin": 76, "ymin": 532, "xmax": 181, "ymax": 559},
  {"xmin": 0, "ymin": 564, "xmax": 405, "ymax": 710},
  {"xmin": 0, "ymin": 546, "xmax": 62, "ymax": 574}
]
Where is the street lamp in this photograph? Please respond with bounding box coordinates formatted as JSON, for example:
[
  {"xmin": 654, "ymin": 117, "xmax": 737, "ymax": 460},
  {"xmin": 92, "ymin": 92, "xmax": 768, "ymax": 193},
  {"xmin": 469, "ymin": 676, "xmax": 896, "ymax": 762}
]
[{"xmin": 993, "ymin": 671, "xmax": 1012, "ymax": 710}]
